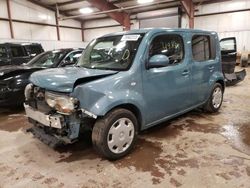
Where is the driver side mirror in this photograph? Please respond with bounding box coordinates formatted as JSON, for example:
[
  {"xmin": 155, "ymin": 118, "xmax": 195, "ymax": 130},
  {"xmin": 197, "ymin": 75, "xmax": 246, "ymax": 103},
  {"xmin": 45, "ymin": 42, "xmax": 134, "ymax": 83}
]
[{"xmin": 147, "ymin": 54, "xmax": 169, "ymax": 69}]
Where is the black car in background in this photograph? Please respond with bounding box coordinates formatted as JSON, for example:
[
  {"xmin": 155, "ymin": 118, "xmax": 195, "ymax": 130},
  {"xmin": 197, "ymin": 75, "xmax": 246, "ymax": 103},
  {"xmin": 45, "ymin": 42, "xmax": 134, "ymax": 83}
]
[
  {"xmin": 0, "ymin": 43, "xmax": 44, "ymax": 66},
  {"xmin": 0, "ymin": 48, "xmax": 83, "ymax": 106}
]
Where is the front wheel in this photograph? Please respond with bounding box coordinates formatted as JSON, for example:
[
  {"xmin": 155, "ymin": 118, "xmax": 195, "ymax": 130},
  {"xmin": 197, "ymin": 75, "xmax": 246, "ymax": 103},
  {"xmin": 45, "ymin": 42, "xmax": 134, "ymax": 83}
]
[
  {"xmin": 92, "ymin": 108, "xmax": 138, "ymax": 160},
  {"xmin": 204, "ymin": 83, "xmax": 223, "ymax": 113}
]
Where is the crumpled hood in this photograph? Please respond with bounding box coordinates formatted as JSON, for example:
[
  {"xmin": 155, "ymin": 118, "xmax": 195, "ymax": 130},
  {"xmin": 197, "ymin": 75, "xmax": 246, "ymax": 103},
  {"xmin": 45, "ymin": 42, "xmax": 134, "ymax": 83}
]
[
  {"xmin": 30, "ymin": 67, "xmax": 118, "ymax": 93},
  {"xmin": 0, "ymin": 65, "xmax": 37, "ymax": 78}
]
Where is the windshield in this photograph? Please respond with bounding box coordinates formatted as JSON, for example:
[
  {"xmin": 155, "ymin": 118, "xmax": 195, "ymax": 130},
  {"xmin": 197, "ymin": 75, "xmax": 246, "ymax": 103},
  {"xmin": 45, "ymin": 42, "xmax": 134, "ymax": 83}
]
[
  {"xmin": 77, "ymin": 34, "xmax": 144, "ymax": 71},
  {"xmin": 0, "ymin": 46, "xmax": 7, "ymax": 58},
  {"xmin": 27, "ymin": 50, "xmax": 66, "ymax": 68}
]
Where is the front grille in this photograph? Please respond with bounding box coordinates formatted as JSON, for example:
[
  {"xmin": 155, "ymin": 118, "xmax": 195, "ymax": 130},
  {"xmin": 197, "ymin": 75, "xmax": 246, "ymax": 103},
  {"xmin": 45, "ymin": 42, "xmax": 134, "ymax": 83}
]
[
  {"xmin": 28, "ymin": 86, "xmax": 52, "ymax": 114},
  {"xmin": 0, "ymin": 81, "xmax": 9, "ymax": 91}
]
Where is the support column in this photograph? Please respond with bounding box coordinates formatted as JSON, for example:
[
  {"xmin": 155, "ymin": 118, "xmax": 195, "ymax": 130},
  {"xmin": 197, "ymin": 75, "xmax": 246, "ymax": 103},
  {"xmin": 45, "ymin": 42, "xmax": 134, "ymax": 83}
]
[
  {"xmin": 6, "ymin": 0, "xmax": 14, "ymax": 39},
  {"xmin": 81, "ymin": 22, "xmax": 84, "ymax": 42},
  {"xmin": 55, "ymin": 11, "xmax": 60, "ymax": 41},
  {"xmin": 180, "ymin": 0, "xmax": 194, "ymax": 28}
]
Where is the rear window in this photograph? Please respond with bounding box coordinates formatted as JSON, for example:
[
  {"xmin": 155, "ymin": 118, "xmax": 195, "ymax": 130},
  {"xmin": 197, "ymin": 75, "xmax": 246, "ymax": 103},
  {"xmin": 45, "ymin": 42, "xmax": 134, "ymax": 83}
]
[
  {"xmin": 0, "ymin": 46, "xmax": 7, "ymax": 58},
  {"xmin": 26, "ymin": 45, "xmax": 43, "ymax": 56},
  {"xmin": 220, "ymin": 38, "xmax": 235, "ymax": 51},
  {"xmin": 10, "ymin": 46, "xmax": 27, "ymax": 57},
  {"xmin": 192, "ymin": 35, "xmax": 214, "ymax": 62}
]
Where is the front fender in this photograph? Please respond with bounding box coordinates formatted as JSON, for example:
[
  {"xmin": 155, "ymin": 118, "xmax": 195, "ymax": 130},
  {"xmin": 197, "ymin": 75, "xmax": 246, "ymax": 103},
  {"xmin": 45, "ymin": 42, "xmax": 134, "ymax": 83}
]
[
  {"xmin": 88, "ymin": 90, "xmax": 146, "ymax": 117},
  {"xmin": 72, "ymin": 85, "xmax": 145, "ymax": 119}
]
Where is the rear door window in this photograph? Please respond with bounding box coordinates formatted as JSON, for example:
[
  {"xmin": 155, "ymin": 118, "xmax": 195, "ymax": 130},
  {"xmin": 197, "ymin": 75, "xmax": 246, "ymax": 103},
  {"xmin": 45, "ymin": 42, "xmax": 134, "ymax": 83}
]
[
  {"xmin": 64, "ymin": 51, "xmax": 82, "ymax": 64},
  {"xmin": 192, "ymin": 35, "xmax": 214, "ymax": 62},
  {"xmin": 0, "ymin": 46, "xmax": 7, "ymax": 58},
  {"xmin": 10, "ymin": 46, "xmax": 27, "ymax": 57}
]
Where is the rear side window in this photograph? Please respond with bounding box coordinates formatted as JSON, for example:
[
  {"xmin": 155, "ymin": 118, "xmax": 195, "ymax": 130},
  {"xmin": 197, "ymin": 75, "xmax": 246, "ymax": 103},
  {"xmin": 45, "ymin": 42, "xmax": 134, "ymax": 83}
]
[
  {"xmin": 192, "ymin": 35, "xmax": 214, "ymax": 61},
  {"xmin": 27, "ymin": 45, "xmax": 43, "ymax": 56},
  {"xmin": 0, "ymin": 46, "xmax": 7, "ymax": 58},
  {"xmin": 10, "ymin": 46, "xmax": 27, "ymax": 57},
  {"xmin": 149, "ymin": 34, "xmax": 184, "ymax": 65}
]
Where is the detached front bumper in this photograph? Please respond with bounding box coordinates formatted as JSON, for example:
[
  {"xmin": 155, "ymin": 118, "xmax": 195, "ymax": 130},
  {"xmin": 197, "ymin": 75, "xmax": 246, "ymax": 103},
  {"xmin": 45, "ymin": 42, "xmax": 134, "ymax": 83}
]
[
  {"xmin": 24, "ymin": 103, "xmax": 81, "ymax": 146},
  {"xmin": 24, "ymin": 104, "xmax": 63, "ymax": 129},
  {"xmin": 224, "ymin": 69, "xmax": 246, "ymax": 86}
]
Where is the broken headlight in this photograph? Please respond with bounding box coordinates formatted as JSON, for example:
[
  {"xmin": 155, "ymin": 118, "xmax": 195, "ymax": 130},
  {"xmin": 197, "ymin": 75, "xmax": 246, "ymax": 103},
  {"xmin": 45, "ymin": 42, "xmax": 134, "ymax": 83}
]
[
  {"xmin": 24, "ymin": 83, "xmax": 33, "ymax": 100},
  {"xmin": 45, "ymin": 91, "xmax": 78, "ymax": 115}
]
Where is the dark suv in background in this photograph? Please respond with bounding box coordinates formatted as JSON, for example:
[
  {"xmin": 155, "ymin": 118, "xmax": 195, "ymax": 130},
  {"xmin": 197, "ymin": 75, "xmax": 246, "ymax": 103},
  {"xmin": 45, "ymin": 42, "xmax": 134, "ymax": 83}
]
[{"xmin": 0, "ymin": 43, "xmax": 44, "ymax": 66}]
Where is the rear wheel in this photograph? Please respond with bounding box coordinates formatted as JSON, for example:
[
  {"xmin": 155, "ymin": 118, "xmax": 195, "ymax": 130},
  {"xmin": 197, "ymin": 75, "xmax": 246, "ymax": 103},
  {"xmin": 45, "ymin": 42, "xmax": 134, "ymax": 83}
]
[
  {"xmin": 92, "ymin": 108, "xmax": 138, "ymax": 160},
  {"xmin": 204, "ymin": 83, "xmax": 223, "ymax": 113}
]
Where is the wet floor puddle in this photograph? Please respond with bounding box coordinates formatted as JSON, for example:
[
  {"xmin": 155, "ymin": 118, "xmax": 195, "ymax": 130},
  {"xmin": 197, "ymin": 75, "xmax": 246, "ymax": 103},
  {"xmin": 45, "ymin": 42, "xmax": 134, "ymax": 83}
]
[{"xmin": 222, "ymin": 122, "xmax": 250, "ymax": 155}]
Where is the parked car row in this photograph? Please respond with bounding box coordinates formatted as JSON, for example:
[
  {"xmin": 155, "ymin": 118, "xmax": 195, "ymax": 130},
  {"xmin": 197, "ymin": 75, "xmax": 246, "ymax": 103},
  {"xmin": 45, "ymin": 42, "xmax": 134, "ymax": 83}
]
[{"xmin": 0, "ymin": 47, "xmax": 83, "ymax": 106}]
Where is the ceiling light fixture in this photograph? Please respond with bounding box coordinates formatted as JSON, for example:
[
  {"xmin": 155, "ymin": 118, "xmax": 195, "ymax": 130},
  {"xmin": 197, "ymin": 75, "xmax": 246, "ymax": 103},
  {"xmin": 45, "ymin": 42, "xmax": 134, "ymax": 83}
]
[
  {"xmin": 79, "ymin": 7, "xmax": 93, "ymax": 14},
  {"xmin": 137, "ymin": 0, "xmax": 154, "ymax": 4}
]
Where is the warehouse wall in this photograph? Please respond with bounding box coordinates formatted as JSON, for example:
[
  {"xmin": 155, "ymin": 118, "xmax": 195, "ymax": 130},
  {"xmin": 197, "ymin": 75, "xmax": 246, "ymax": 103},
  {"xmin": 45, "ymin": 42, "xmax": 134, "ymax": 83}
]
[
  {"xmin": 83, "ymin": 8, "xmax": 179, "ymax": 42},
  {"xmin": 194, "ymin": 0, "xmax": 250, "ymax": 52},
  {"xmin": 84, "ymin": 18, "xmax": 123, "ymax": 42},
  {"xmin": 0, "ymin": 0, "xmax": 87, "ymax": 50}
]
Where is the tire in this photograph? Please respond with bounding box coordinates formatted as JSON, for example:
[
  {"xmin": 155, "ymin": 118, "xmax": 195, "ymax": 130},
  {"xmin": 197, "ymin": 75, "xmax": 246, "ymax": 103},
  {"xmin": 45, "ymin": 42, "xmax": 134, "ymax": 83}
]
[
  {"xmin": 204, "ymin": 83, "xmax": 223, "ymax": 113},
  {"xmin": 92, "ymin": 108, "xmax": 138, "ymax": 160}
]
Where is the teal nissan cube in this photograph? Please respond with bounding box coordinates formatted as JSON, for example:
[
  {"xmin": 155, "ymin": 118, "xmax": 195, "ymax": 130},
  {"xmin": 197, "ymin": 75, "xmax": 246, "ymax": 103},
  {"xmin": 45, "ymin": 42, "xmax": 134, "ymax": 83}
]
[{"xmin": 24, "ymin": 28, "xmax": 226, "ymax": 160}]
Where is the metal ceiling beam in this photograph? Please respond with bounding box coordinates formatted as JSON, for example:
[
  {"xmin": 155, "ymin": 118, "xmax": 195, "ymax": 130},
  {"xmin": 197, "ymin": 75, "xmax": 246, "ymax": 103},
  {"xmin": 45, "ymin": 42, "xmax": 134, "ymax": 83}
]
[
  {"xmin": 52, "ymin": 0, "xmax": 86, "ymax": 7},
  {"xmin": 81, "ymin": 3, "xmax": 179, "ymax": 21},
  {"xmin": 27, "ymin": 0, "xmax": 55, "ymax": 11},
  {"xmin": 87, "ymin": 0, "xmax": 130, "ymax": 30},
  {"xmin": 180, "ymin": 0, "xmax": 194, "ymax": 28},
  {"xmin": 61, "ymin": 0, "xmax": 178, "ymax": 19},
  {"xmin": 195, "ymin": 0, "xmax": 232, "ymax": 5}
]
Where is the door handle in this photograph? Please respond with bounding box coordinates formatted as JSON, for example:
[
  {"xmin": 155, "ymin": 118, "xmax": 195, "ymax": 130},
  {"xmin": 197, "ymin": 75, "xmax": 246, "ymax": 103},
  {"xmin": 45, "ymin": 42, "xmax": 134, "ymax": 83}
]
[
  {"xmin": 182, "ymin": 70, "xmax": 190, "ymax": 76},
  {"xmin": 208, "ymin": 66, "xmax": 214, "ymax": 70},
  {"xmin": 208, "ymin": 66, "xmax": 215, "ymax": 72}
]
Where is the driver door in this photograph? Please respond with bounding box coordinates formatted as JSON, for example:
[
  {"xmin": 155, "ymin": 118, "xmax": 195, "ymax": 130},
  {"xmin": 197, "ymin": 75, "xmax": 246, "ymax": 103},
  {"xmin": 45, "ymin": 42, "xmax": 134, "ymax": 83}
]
[{"xmin": 142, "ymin": 33, "xmax": 192, "ymax": 126}]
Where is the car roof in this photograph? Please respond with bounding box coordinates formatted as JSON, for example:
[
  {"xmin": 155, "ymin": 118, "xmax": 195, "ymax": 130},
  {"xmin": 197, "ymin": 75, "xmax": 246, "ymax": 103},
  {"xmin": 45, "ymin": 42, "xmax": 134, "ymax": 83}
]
[
  {"xmin": 102, "ymin": 28, "xmax": 217, "ymax": 37},
  {"xmin": 0, "ymin": 42, "xmax": 42, "ymax": 46},
  {"xmin": 44, "ymin": 48, "xmax": 83, "ymax": 54}
]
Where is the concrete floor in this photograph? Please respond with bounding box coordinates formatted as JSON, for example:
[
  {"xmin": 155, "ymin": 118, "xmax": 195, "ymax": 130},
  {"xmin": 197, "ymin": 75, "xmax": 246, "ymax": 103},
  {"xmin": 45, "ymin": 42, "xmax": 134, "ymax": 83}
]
[{"xmin": 0, "ymin": 68, "xmax": 250, "ymax": 188}]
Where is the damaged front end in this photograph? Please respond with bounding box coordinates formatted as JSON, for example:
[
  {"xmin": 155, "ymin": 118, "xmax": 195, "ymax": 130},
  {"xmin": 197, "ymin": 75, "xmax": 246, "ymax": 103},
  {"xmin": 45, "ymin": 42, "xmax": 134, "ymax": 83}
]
[{"xmin": 24, "ymin": 84, "xmax": 95, "ymax": 148}]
